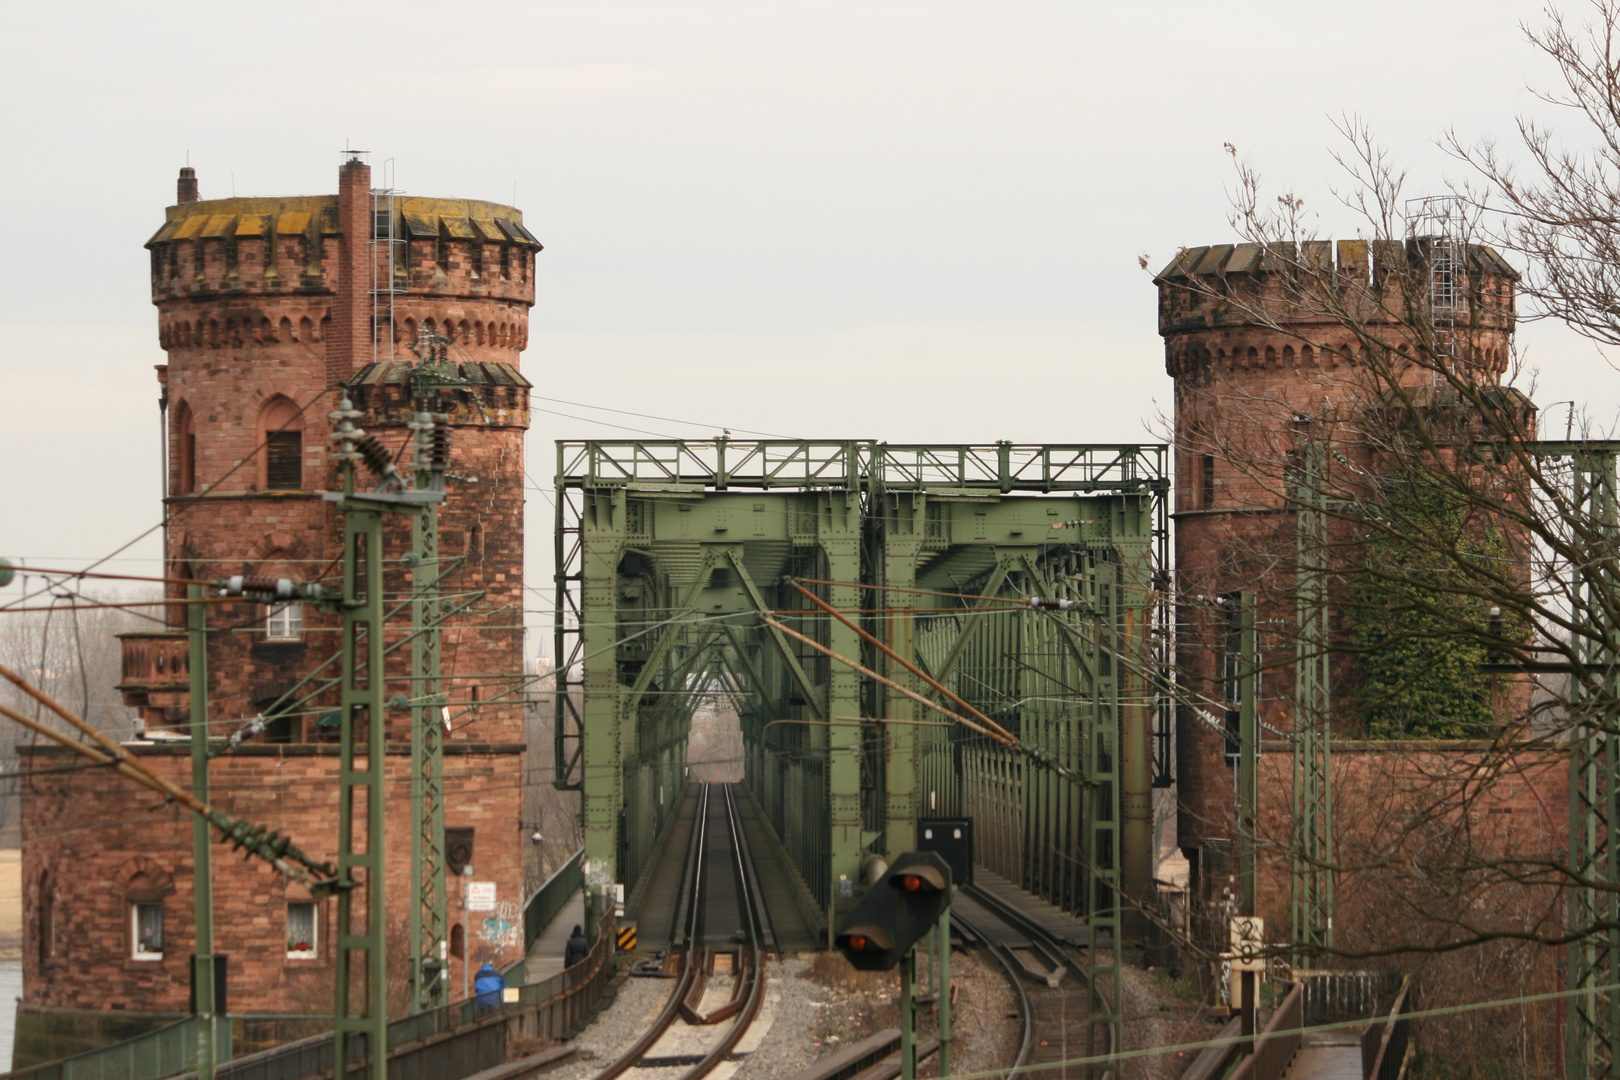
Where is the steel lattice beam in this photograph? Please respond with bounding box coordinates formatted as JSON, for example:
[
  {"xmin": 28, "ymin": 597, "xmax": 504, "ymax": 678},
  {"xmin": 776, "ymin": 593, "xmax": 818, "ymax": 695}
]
[
  {"xmin": 332, "ymin": 504, "xmax": 389, "ymax": 1080},
  {"xmin": 1568, "ymin": 448, "xmax": 1619, "ymax": 1079},
  {"xmin": 408, "ymin": 461, "xmax": 446, "ymax": 1013},
  {"xmin": 554, "ymin": 440, "xmax": 1167, "ymax": 992},
  {"xmin": 1291, "ymin": 437, "xmax": 1334, "ymax": 966}
]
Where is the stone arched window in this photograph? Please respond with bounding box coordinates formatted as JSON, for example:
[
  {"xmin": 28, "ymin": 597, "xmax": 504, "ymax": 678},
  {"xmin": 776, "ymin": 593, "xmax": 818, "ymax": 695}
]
[
  {"xmin": 174, "ymin": 401, "xmax": 196, "ymax": 495},
  {"xmin": 259, "ymin": 397, "xmax": 304, "ymax": 491}
]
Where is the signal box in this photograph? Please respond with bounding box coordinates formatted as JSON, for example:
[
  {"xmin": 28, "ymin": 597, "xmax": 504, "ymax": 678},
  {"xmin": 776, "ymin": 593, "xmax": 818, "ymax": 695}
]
[{"xmin": 917, "ymin": 818, "xmax": 973, "ymax": 885}]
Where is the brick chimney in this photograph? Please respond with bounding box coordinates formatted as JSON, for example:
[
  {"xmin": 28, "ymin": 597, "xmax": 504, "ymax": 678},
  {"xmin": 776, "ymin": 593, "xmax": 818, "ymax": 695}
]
[
  {"xmin": 327, "ymin": 155, "xmax": 372, "ymax": 388},
  {"xmin": 177, "ymin": 167, "xmax": 198, "ymax": 204}
]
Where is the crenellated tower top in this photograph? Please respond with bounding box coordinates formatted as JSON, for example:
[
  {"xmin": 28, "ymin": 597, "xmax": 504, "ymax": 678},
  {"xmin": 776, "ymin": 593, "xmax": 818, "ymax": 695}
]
[
  {"xmin": 1155, "ymin": 238, "xmax": 1519, "ymax": 387},
  {"xmin": 146, "ymin": 190, "xmax": 542, "ymax": 306}
]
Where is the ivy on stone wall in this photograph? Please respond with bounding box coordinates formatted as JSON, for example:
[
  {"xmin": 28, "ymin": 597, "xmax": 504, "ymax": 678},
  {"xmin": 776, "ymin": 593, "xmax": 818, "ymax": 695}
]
[{"xmin": 1350, "ymin": 463, "xmax": 1503, "ymax": 739}]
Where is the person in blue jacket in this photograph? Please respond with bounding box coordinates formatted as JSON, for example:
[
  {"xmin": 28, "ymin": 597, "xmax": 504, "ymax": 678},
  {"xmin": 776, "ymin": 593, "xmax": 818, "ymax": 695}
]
[{"xmin": 474, "ymin": 963, "xmax": 506, "ymax": 1009}]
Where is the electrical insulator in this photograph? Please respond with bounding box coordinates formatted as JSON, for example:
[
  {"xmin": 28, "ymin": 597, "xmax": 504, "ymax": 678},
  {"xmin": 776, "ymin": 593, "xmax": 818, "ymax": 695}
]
[
  {"xmin": 217, "ymin": 577, "xmax": 322, "ymax": 603},
  {"xmin": 432, "ymin": 425, "xmax": 453, "ymax": 469},
  {"xmin": 357, "ymin": 434, "xmax": 398, "ymax": 484},
  {"xmin": 221, "ymin": 575, "xmax": 294, "ymax": 601},
  {"xmin": 329, "ymin": 398, "xmax": 365, "ymax": 463}
]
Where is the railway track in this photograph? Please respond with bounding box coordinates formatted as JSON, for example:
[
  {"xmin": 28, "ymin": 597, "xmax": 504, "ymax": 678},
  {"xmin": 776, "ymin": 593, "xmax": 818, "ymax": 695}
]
[
  {"xmin": 595, "ymin": 783, "xmax": 769, "ymax": 1080},
  {"xmin": 954, "ymin": 883, "xmax": 1118, "ymax": 1080}
]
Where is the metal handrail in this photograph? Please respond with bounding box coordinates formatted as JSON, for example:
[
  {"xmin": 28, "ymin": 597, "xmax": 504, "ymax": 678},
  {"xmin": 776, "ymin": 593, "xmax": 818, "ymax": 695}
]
[
  {"xmin": 209, "ymin": 919, "xmax": 618, "ymax": 1080},
  {"xmin": 1227, "ymin": 981, "xmax": 1305, "ymax": 1080},
  {"xmin": 1361, "ymin": 977, "xmax": 1413, "ymax": 1080}
]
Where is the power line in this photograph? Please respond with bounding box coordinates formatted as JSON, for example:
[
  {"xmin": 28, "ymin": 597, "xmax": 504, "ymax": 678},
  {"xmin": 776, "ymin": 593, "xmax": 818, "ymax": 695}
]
[{"xmin": 529, "ymin": 394, "xmax": 796, "ymax": 440}]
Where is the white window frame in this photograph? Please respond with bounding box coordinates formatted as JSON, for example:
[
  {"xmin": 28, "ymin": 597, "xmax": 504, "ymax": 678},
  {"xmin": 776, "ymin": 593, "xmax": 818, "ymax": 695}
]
[
  {"xmin": 131, "ymin": 902, "xmax": 163, "ymax": 961},
  {"xmin": 267, "ymin": 601, "xmax": 304, "ymax": 642},
  {"xmin": 286, "ymin": 901, "xmax": 318, "ymax": 960}
]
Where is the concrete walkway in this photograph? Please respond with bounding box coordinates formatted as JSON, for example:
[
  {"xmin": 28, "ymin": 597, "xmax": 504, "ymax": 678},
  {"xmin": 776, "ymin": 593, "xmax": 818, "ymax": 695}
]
[
  {"xmin": 1284, "ymin": 1030, "xmax": 1362, "ymax": 1080},
  {"xmin": 522, "ymin": 888, "xmax": 585, "ymax": 985}
]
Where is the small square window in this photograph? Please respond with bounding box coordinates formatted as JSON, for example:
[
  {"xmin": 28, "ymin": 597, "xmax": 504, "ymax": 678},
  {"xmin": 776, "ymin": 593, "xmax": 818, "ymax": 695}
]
[
  {"xmin": 267, "ymin": 602, "xmax": 303, "ymax": 641},
  {"xmin": 287, "ymin": 902, "xmax": 317, "ymax": 959},
  {"xmin": 132, "ymin": 902, "xmax": 163, "ymax": 961}
]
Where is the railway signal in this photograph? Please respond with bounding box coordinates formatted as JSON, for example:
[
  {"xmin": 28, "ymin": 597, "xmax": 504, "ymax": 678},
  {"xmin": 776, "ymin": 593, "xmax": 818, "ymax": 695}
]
[
  {"xmin": 834, "ymin": 851, "xmax": 951, "ymax": 970},
  {"xmin": 835, "ymin": 852, "xmax": 954, "ymax": 1080}
]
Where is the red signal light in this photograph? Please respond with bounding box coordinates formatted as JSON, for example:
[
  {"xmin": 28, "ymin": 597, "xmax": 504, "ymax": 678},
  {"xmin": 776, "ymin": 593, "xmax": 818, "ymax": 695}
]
[
  {"xmin": 849, "ymin": 934, "xmax": 870, "ymax": 951},
  {"xmin": 901, "ymin": 874, "xmax": 923, "ymax": 891}
]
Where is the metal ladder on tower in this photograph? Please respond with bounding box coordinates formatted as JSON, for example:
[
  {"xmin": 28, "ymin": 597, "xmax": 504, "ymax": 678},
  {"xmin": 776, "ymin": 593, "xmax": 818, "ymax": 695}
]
[
  {"xmin": 370, "ymin": 166, "xmax": 406, "ymax": 363},
  {"xmin": 1406, "ymin": 195, "xmax": 1466, "ymax": 379}
]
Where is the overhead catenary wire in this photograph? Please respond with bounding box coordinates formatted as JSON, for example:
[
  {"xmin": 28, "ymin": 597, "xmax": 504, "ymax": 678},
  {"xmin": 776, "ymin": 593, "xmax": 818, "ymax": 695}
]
[
  {"xmin": 786, "ymin": 578, "xmax": 1019, "ymax": 744},
  {"xmin": 0, "ymin": 663, "xmax": 332, "ymax": 885},
  {"xmin": 1, "ymin": 389, "xmax": 331, "ymax": 615},
  {"xmin": 528, "ymin": 393, "xmax": 797, "ymax": 440}
]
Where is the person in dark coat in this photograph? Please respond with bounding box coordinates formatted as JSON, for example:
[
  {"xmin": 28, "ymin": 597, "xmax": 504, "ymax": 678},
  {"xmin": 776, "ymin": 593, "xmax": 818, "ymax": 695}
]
[
  {"xmin": 564, "ymin": 924, "xmax": 590, "ymax": 968},
  {"xmin": 474, "ymin": 963, "xmax": 506, "ymax": 1009}
]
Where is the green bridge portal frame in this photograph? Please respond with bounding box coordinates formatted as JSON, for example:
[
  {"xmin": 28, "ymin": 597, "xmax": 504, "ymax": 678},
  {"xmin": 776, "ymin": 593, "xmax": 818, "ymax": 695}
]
[{"xmin": 553, "ymin": 441, "xmax": 1169, "ymax": 954}]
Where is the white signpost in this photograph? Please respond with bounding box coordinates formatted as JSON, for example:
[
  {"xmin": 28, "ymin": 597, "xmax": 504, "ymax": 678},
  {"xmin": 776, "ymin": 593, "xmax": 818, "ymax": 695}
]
[
  {"xmin": 1229, "ymin": 915, "xmax": 1266, "ymax": 973},
  {"xmin": 468, "ymin": 882, "xmax": 497, "ymax": 912}
]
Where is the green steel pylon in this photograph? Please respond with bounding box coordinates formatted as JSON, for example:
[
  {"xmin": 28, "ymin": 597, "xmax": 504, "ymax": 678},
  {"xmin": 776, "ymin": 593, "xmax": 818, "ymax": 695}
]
[
  {"xmin": 323, "ymin": 393, "xmax": 446, "ymax": 1080},
  {"xmin": 406, "ymin": 337, "xmax": 461, "ymax": 1013},
  {"xmin": 1567, "ymin": 447, "xmax": 1619, "ymax": 1078},
  {"xmin": 1290, "ymin": 436, "xmax": 1333, "ymax": 967}
]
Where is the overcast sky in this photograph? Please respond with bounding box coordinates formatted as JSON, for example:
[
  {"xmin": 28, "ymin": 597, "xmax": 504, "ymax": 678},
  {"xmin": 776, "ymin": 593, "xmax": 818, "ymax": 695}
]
[{"xmin": 2, "ymin": 1, "xmax": 1615, "ymax": 652}]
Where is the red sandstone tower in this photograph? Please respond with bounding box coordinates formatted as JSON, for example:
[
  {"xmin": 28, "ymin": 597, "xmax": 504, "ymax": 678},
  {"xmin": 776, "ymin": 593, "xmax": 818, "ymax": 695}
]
[
  {"xmin": 1154, "ymin": 239, "xmax": 1527, "ymax": 881},
  {"xmin": 18, "ymin": 158, "xmax": 539, "ymax": 1036}
]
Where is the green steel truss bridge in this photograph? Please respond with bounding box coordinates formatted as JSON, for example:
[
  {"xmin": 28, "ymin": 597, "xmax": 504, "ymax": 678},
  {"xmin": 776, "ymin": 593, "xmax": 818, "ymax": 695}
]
[{"xmin": 552, "ymin": 440, "xmax": 1170, "ymax": 959}]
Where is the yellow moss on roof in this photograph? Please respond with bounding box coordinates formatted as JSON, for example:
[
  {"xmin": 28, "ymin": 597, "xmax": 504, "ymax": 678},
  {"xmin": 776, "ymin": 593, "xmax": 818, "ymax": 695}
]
[
  {"xmin": 149, "ymin": 193, "xmax": 538, "ymax": 248},
  {"xmin": 170, "ymin": 215, "xmax": 209, "ymax": 240}
]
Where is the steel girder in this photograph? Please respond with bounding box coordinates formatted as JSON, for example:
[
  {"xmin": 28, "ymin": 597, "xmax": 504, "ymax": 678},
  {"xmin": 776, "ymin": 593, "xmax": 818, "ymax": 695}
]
[
  {"xmin": 554, "ymin": 441, "xmax": 1168, "ymax": 950},
  {"xmin": 1568, "ymin": 448, "xmax": 1620, "ymax": 1079},
  {"xmin": 1290, "ymin": 438, "xmax": 1334, "ymax": 967}
]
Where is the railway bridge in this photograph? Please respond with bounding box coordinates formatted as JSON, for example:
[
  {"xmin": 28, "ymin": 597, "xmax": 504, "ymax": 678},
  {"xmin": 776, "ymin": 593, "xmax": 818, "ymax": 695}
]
[{"xmin": 550, "ymin": 439, "xmax": 1171, "ymax": 957}]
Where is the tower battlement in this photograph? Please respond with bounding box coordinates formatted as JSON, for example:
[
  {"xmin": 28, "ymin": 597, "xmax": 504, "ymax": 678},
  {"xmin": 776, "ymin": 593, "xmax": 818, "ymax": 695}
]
[
  {"xmin": 1155, "ymin": 239, "xmax": 1518, "ymax": 384},
  {"xmin": 1154, "ymin": 238, "xmax": 1518, "ymax": 340},
  {"xmin": 147, "ymin": 193, "xmax": 541, "ymax": 304}
]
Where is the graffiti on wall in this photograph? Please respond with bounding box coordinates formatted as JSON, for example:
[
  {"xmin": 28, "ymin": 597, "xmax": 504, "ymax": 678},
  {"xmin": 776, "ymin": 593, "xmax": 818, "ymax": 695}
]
[{"xmin": 479, "ymin": 900, "xmax": 521, "ymax": 952}]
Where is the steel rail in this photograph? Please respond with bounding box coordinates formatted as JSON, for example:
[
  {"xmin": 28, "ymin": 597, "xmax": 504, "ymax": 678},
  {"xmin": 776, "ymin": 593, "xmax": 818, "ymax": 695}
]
[
  {"xmin": 593, "ymin": 784, "xmax": 712, "ymax": 1080},
  {"xmin": 960, "ymin": 883, "xmax": 1118, "ymax": 1080},
  {"xmin": 950, "ymin": 907, "xmax": 1035, "ymax": 1080},
  {"xmin": 677, "ymin": 785, "xmax": 768, "ymax": 1080},
  {"xmin": 591, "ymin": 783, "xmax": 769, "ymax": 1080}
]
